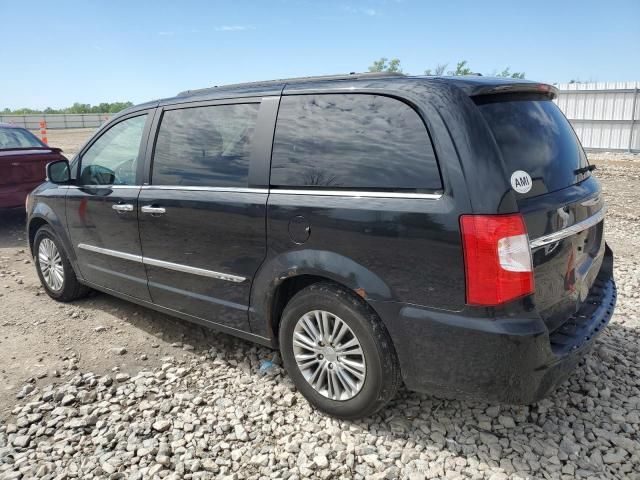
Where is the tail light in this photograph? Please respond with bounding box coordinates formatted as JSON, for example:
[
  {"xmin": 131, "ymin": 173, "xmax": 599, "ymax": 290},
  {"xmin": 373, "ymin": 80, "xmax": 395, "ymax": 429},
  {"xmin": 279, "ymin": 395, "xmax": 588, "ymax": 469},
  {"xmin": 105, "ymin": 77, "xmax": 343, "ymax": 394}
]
[{"xmin": 460, "ymin": 214, "xmax": 534, "ymax": 306}]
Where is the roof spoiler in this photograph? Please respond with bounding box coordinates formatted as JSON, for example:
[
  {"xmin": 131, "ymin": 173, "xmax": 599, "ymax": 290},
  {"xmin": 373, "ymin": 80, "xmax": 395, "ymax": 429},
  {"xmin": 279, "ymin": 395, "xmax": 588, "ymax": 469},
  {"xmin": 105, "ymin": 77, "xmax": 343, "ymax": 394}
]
[{"xmin": 470, "ymin": 82, "xmax": 559, "ymax": 100}]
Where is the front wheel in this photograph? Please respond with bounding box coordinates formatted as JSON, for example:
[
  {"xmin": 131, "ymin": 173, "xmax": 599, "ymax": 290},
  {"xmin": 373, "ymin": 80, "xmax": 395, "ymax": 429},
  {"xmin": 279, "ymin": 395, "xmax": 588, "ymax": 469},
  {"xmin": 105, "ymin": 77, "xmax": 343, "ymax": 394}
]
[
  {"xmin": 34, "ymin": 225, "xmax": 89, "ymax": 302},
  {"xmin": 279, "ymin": 283, "xmax": 401, "ymax": 419}
]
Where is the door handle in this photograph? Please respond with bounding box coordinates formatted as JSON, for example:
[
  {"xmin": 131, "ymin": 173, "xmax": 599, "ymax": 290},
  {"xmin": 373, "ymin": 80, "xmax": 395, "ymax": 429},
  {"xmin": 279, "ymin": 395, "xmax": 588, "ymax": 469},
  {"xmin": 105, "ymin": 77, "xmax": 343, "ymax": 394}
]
[
  {"xmin": 112, "ymin": 204, "xmax": 134, "ymax": 213},
  {"xmin": 141, "ymin": 205, "xmax": 166, "ymax": 215}
]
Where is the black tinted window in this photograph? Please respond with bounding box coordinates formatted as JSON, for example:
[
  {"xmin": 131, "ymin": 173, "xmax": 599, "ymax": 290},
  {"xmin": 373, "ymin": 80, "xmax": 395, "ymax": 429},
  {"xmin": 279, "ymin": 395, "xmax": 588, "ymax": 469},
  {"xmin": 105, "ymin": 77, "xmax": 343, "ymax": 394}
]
[
  {"xmin": 477, "ymin": 98, "xmax": 589, "ymax": 195},
  {"xmin": 152, "ymin": 103, "xmax": 259, "ymax": 187},
  {"xmin": 271, "ymin": 94, "xmax": 441, "ymax": 191}
]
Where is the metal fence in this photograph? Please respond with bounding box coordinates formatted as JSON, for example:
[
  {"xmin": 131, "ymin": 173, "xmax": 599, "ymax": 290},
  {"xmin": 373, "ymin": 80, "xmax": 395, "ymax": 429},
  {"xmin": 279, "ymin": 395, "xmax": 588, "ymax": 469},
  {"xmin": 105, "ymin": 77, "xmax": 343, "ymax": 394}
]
[
  {"xmin": 555, "ymin": 82, "xmax": 639, "ymax": 153},
  {"xmin": 0, "ymin": 113, "xmax": 111, "ymax": 130}
]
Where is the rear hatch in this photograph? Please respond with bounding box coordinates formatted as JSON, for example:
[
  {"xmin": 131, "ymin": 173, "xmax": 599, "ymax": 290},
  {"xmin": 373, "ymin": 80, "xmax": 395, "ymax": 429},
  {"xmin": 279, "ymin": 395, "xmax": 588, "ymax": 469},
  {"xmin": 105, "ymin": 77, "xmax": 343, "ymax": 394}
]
[{"xmin": 475, "ymin": 92, "xmax": 606, "ymax": 331}]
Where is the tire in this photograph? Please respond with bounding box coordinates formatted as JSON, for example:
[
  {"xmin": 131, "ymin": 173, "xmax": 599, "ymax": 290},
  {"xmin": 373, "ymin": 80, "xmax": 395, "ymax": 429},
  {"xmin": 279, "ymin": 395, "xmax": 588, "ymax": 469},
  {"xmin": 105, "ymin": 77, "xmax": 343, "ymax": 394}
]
[
  {"xmin": 34, "ymin": 225, "xmax": 89, "ymax": 302},
  {"xmin": 279, "ymin": 282, "xmax": 401, "ymax": 419}
]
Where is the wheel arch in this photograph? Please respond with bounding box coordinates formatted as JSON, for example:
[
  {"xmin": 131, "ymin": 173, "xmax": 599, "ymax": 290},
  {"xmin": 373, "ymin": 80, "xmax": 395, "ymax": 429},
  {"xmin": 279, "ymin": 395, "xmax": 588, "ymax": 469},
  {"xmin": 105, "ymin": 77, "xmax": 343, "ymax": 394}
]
[
  {"xmin": 28, "ymin": 216, "xmax": 49, "ymax": 255},
  {"xmin": 28, "ymin": 209, "xmax": 81, "ymax": 279},
  {"xmin": 248, "ymin": 249, "xmax": 397, "ymax": 346}
]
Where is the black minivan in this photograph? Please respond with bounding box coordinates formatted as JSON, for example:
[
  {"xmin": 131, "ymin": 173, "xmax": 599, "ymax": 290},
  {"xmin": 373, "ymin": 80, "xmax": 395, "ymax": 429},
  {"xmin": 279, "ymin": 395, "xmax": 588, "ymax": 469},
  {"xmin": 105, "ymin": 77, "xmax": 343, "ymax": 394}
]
[{"xmin": 27, "ymin": 73, "xmax": 616, "ymax": 419}]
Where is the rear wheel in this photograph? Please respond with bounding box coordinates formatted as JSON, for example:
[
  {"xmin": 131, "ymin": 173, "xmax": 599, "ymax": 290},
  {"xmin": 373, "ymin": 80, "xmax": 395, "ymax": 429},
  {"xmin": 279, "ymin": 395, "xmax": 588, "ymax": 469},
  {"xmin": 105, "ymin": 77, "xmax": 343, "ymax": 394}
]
[
  {"xmin": 34, "ymin": 225, "xmax": 89, "ymax": 302},
  {"xmin": 279, "ymin": 282, "xmax": 400, "ymax": 419}
]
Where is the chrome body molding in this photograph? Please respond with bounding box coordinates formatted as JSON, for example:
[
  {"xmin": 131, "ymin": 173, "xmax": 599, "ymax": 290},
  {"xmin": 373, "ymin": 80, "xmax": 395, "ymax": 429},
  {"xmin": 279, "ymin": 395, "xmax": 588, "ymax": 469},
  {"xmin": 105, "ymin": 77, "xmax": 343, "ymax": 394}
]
[
  {"xmin": 143, "ymin": 257, "xmax": 246, "ymax": 283},
  {"xmin": 66, "ymin": 185, "xmax": 141, "ymax": 190},
  {"xmin": 270, "ymin": 189, "xmax": 443, "ymax": 199},
  {"xmin": 77, "ymin": 243, "xmax": 246, "ymax": 283},
  {"xmin": 78, "ymin": 243, "xmax": 143, "ymax": 262},
  {"xmin": 141, "ymin": 185, "xmax": 269, "ymax": 194},
  {"xmin": 65, "ymin": 185, "xmax": 441, "ymax": 199},
  {"xmin": 529, "ymin": 207, "xmax": 607, "ymax": 249}
]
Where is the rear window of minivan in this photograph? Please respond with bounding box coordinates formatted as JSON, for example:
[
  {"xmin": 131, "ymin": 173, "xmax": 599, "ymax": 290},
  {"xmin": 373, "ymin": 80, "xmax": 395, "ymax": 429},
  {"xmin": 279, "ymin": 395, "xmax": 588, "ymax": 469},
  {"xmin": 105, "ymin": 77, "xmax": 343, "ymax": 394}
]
[
  {"xmin": 477, "ymin": 97, "xmax": 590, "ymax": 196},
  {"xmin": 271, "ymin": 94, "xmax": 442, "ymax": 192}
]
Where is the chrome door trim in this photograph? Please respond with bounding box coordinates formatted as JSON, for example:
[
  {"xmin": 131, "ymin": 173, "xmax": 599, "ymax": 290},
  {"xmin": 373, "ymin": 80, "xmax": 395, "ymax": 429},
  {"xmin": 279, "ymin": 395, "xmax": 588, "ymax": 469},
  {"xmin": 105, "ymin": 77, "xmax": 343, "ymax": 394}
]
[
  {"xmin": 78, "ymin": 243, "xmax": 143, "ymax": 262},
  {"xmin": 139, "ymin": 186, "xmax": 440, "ymax": 199},
  {"xmin": 66, "ymin": 185, "xmax": 141, "ymax": 190},
  {"xmin": 77, "ymin": 243, "xmax": 246, "ymax": 283},
  {"xmin": 141, "ymin": 185, "xmax": 269, "ymax": 194},
  {"xmin": 142, "ymin": 257, "xmax": 246, "ymax": 283},
  {"xmin": 270, "ymin": 189, "xmax": 443, "ymax": 199},
  {"xmin": 529, "ymin": 207, "xmax": 607, "ymax": 249}
]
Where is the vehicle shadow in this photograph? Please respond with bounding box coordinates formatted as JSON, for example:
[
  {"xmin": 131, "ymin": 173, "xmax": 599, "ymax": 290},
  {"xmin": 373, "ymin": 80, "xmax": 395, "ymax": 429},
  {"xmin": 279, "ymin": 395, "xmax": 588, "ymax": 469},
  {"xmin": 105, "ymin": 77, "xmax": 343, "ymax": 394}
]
[
  {"xmin": 73, "ymin": 290, "xmax": 257, "ymax": 355},
  {"xmin": 0, "ymin": 210, "xmax": 27, "ymax": 249}
]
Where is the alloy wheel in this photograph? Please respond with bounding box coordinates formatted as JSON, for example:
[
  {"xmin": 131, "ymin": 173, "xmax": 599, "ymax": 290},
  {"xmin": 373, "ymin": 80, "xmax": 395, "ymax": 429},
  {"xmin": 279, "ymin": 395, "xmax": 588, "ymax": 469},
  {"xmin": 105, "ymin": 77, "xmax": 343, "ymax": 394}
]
[
  {"xmin": 292, "ymin": 310, "xmax": 366, "ymax": 401},
  {"xmin": 38, "ymin": 238, "xmax": 64, "ymax": 291}
]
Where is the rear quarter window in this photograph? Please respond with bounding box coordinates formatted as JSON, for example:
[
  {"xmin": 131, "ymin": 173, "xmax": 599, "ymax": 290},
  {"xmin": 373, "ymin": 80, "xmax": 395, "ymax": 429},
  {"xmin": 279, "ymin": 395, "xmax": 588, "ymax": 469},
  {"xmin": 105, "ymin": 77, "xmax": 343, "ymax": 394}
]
[{"xmin": 271, "ymin": 94, "xmax": 442, "ymax": 192}]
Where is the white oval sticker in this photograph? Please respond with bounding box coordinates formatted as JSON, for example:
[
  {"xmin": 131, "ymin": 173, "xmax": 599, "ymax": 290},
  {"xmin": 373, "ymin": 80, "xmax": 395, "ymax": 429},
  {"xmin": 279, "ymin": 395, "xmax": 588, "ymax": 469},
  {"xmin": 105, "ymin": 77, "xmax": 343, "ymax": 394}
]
[{"xmin": 510, "ymin": 170, "xmax": 532, "ymax": 194}]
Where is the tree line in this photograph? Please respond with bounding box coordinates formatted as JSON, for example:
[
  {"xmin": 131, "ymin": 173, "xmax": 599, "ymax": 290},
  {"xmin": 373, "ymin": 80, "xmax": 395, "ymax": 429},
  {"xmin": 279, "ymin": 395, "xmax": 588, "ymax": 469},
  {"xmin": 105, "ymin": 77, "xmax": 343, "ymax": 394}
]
[
  {"xmin": 368, "ymin": 58, "xmax": 525, "ymax": 79},
  {"xmin": 3, "ymin": 60, "xmax": 527, "ymax": 115},
  {"xmin": 2, "ymin": 102, "xmax": 134, "ymax": 115}
]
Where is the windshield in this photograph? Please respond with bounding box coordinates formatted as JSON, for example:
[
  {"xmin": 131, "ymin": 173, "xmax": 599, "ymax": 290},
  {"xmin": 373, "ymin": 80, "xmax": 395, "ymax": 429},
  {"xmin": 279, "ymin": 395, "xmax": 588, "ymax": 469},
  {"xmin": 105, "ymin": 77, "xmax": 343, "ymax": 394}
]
[
  {"xmin": 477, "ymin": 97, "xmax": 589, "ymax": 196},
  {"xmin": 0, "ymin": 127, "xmax": 46, "ymax": 149}
]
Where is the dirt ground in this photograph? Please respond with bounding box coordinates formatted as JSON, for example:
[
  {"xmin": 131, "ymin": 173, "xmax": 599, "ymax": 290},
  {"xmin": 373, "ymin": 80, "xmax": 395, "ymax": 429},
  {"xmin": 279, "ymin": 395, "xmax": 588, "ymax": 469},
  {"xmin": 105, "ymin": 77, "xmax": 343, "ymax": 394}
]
[
  {"xmin": 31, "ymin": 127, "xmax": 97, "ymax": 158},
  {"xmin": 1, "ymin": 129, "xmax": 639, "ymax": 423},
  {"xmin": 0, "ymin": 208, "xmax": 246, "ymax": 421}
]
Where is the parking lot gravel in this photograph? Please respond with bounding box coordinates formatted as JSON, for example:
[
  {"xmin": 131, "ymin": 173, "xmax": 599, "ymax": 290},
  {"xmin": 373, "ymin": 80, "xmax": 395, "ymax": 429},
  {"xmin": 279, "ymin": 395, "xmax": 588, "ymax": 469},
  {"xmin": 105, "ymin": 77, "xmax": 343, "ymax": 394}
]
[{"xmin": 0, "ymin": 149, "xmax": 639, "ymax": 479}]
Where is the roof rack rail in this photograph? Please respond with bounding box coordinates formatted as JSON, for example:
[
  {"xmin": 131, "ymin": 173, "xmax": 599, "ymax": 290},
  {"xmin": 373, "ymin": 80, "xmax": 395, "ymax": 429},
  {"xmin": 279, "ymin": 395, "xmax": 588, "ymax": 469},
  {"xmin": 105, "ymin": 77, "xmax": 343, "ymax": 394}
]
[{"xmin": 177, "ymin": 71, "xmax": 406, "ymax": 96}]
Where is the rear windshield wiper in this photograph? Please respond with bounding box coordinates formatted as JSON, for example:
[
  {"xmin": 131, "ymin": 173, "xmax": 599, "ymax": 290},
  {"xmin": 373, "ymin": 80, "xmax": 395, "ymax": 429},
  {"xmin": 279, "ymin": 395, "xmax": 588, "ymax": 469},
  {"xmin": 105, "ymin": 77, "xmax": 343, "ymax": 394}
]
[{"xmin": 575, "ymin": 164, "xmax": 596, "ymax": 175}]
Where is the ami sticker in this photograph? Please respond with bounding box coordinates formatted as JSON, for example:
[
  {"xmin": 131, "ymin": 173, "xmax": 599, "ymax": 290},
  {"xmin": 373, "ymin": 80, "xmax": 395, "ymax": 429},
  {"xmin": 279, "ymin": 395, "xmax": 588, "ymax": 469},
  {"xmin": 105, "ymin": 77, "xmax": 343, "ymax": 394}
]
[{"xmin": 510, "ymin": 170, "xmax": 532, "ymax": 194}]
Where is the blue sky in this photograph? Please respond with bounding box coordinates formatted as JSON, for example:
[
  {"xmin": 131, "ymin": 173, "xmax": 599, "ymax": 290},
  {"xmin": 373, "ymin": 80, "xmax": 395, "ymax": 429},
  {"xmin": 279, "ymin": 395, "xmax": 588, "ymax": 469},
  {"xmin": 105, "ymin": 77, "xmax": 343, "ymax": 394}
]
[{"xmin": 2, "ymin": 0, "xmax": 639, "ymax": 109}]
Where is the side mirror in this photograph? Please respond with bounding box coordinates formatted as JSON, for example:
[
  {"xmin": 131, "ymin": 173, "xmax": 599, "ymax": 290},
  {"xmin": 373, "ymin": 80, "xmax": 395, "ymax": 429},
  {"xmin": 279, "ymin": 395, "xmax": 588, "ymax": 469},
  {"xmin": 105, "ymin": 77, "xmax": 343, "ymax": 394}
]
[{"xmin": 46, "ymin": 160, "xmax": 71, "ymax": 184}]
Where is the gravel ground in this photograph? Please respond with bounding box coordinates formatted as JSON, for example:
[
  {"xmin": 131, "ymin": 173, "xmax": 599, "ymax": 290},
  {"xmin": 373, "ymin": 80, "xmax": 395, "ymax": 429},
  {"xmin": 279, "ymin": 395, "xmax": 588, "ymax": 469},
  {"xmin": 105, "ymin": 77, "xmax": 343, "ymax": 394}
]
[{"xmin": 0, "ymin": 148, "xmax": 639, "ymax": 479}]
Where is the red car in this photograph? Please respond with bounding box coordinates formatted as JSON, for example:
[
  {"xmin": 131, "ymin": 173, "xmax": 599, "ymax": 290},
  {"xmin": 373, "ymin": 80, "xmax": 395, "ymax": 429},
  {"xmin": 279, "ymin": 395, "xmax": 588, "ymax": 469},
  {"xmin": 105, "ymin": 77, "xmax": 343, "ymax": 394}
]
[{"xmin": 0, "ymin": 123, "xmax": 67, "ymax": 209}]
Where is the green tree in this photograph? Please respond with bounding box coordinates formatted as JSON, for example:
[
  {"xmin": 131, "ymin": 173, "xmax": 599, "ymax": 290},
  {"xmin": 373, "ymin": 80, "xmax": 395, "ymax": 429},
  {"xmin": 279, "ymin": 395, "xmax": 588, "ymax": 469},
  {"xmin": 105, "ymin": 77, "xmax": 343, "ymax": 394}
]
[
  {"xmin": 448, "ymin": 60, "xmax": 473, "ymax": 76},
  {"xmin": 423, "ymin": 60, "xmax": 526, "ymax": 78},
  {"xmin": 368, "ymin": 57, "xmax": 403, "ymax": 73},
  {"xmin": 495, "ymin": 67, "xmax": 525, "ymax": 79},
  {"xmin": 424, "ymin": 63, "xmax": 447, "ymax": 76},
  {"xmin": 107, "ymin": 102, "xmax": 133, "ymax": 113},
  {"xmin": 0, "ymin": 102, "xmax": 134, "ymax": 115}
]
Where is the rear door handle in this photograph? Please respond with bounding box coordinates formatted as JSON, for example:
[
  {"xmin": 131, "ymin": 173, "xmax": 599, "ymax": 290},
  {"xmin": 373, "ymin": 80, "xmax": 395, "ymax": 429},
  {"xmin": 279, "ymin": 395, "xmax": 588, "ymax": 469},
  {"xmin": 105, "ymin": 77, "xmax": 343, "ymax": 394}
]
[
  {"xmin": 112, "ymin": 204, "xmax": 134, "ymax": 213},
  {"xmin": 141, "ymin": 205, "xmax": 166, "ymax": 215}
]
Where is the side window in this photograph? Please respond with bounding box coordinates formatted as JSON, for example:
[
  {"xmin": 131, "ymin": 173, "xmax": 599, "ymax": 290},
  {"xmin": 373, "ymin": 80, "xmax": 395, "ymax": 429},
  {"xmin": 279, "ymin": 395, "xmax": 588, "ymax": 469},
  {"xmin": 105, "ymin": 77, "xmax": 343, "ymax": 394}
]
[
  {"xmin": 271, "ymin": 94, "xmax": 441, "ymax": 191},
  {"xmin": 79, "ymin": 114, "xmax": 147, "ymax": 186},
  {"xmin": 152, "ymin": 103, "xmax": 260, "ymax": 187}
]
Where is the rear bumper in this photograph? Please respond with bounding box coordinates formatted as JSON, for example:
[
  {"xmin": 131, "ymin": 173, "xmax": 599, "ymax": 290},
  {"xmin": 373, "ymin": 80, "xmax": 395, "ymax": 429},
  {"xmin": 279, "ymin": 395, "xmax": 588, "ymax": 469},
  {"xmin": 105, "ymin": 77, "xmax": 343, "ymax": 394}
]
[{"xmin": 374, "ymin": 245, "xmax": 616, "ymax": 404}]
